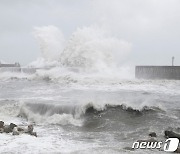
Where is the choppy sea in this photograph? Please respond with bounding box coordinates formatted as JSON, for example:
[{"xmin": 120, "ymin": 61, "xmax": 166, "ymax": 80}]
[{"xmin": 0, "ymin": 68, "xmax": 179, "ymax": 154}]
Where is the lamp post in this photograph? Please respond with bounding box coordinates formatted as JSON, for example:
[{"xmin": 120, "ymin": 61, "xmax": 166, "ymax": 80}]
[{"xmin": 172, "ymin": 56, "xmax": 174, "ymax": 66}]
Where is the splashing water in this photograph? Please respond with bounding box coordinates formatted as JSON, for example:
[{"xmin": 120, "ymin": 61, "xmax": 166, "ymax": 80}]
[
  {"xmin": 32, "ymin": 25, "xmax": 131, "ymax": 72},
  {"xmin": 0, "ymin": 26, "xmax": 133, "ymax": 81},
  {"xmin": 60, "ymin": 26, "xmax": 131, "ymax": 71},
  {"xmin": 33, "ymin": 25, "xmax": 65, "ymax": 61}
]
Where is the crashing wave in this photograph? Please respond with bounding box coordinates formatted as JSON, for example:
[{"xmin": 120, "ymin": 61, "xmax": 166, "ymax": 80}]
[{"xmin": 17, "ymin": 101, "xmax": 164, "ymax": 127}]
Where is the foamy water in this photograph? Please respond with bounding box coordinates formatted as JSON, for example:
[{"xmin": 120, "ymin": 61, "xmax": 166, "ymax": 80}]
[
  {"xmin": 0, "ymin": 78, "xmax": 180, "ymax": 153},
  {"xmin": 0, "ymin": 25, "xmax": 179, "ymax": 153}
]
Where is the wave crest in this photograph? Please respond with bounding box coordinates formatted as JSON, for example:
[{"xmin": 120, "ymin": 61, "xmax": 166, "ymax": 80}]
[{"xmin": 18, "ymin": 101, "xmax": 164, "ymax": 127}]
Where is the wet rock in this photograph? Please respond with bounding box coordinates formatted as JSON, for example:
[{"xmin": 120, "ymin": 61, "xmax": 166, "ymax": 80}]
[
  {"xmin": 0, "ymin": 128, "xmax": 4, "ymax": 133},
  {"xmin": 174, "ymin": 148, "xmax": 180, "ymax": 153},
  {"xmin": 164, "ymin": 130, "xmax": 180, "ymax": 140},
  {"xmin": 15, "ymin": 125, "xmax": 37, "ymax": 137},
  {"xmin": 12, "ymin": 127, "xmax": 20, "ymax": 135},
  {"xmin": 0, "ymin": 122, "xmax": 37, "ymax": 137},
  {"xmin": 27, "ymin": 125, "xmax": 33, "ymax": 133},
  {"xmin": 4, "ymin": 123, "xmax": 17, "ymax": 133},
  {"xmin": 10, "ymin": 123, "xmax": 17, "ymax": 129},
  {"xmin": 149, "ymin": 132, "xmax": 157, "ymax": 137},
  {"xmin": 30, "ymin": 132, "xmax": 37, "ymax": 137},
  {"xmin": 17, "ymin": 127, "xmax": 25, "ymax": 132},
  {"xmin": 0, "ymin": 121, "xmax": 4, "ymax": 128},
  {"xmin": 25, "ymin": 125, "xmax": 37, "ymax": 137}
]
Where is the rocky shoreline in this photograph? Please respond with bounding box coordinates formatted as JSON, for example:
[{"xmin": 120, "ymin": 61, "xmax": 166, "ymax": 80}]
[{"xmin": 0, "ymin": 121, "xmax": 37, "ymax": 137}]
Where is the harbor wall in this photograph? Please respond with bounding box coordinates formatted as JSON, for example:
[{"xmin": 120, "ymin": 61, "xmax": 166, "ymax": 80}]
[
  {"xmin": 135, "ymin": 66, "xmax": 180, "ymax": 80},
  {"xmin": 0, "ymin": 67, "xmax": 36, "ymax": 74}
]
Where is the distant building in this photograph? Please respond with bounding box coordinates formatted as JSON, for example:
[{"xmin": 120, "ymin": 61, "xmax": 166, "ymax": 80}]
[{"xmin": 0, "ymin": 61, "xmax": 20, "ymax": 67}]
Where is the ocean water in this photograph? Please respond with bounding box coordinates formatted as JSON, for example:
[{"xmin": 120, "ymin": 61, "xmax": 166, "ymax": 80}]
[
  {"xmin": 0, "ymin": 26, "xmax": 179, "ymax": 153},
  {"xmin": 0, "ymin": 70, "xmax": 180, "ymax": 153}
]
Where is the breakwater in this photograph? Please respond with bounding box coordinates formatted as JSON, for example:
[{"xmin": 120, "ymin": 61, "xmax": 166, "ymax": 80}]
[
  {"xmin": 0, "ymin": 67, "xmax": 36, "ymax": 74},
  {"xmin": 135, "ymin": 66, "xmax": 180, "ymax": 80}
]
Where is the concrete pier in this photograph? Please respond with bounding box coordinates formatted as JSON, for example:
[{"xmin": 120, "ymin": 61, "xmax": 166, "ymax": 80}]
[
  {"xmin": 0, "ymin": 62, "xmax": 20, "ymax": 67},
  {"xmin": 0, "ymin": 67, "xmax": 36, "ymax": 74},
  {"xmin": 0, "ymin": 62, "xmax": 37, "ymax": 74},
  {"xmin": 135, "ymin": 66, "xmax": 180, "ymax": 80}
]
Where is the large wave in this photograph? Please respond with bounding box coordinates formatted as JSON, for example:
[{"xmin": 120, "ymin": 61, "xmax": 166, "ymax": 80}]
[
  {"xmin": 32, "ymin": 25, "xmax": 131, "ymax": 71},
  {"xmin": 17, "ymin": 100, "xmax": 165, "ymax": 127},
  {"xmin": 0, "ymin": 25, "xmax": 133, "ymax": 82},
  {"xmin": 60, "ymin": 26, "xmax": 131, "ymax": 71}
]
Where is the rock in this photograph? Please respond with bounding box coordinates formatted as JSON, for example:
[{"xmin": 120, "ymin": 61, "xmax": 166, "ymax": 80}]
[
  {"xmin": 0, "ymin": 121, "xmax": 4, "ymax": 128},
  {"xmin": 4, "ymin": 123, "xmax": 17, "ymax": 133},
  {"xmin": 30, "ymin": 132, "xmax": 37, "ymax": 137},
  {"xmin": 149, "ymin": 132, "xmax": 157, "ymax": 137},
  {"xmin": 164, "ymin": 130, "xmax": 180, "ymax": 140},
  {"xmin": 27, "ymin": 125, "xmax": 33, "ymax": 133},
  {"xmin": 3, "ymin": 126, "xmax": 11, "ymax": 133},
  {"xmin": 17, "ymin": 127, "xmax": 25, "ymax": 132},
  {"xmin": 174, "ymin": 148, "xmax": 180, "ymax": 153},
  {"xmin": 0, "ymin": 122, "xmax": 37, "ymax": 137},
  {"xmin": 25, "ymin": 125, "xmax": 37, "ymax": 137},
  {"xmin": 12, "ymin": 127, "xmax": 20, "ymax": 135},
  {"xmin": 10, "ymin": 123, "xmax": 17, "ymax": 129},
  {"xmin": 0, "ymin": 128, "xmax": 4, "ymax": 133}
]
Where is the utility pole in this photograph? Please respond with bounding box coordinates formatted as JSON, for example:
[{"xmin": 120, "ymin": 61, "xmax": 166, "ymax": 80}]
[{"xmin": 172, "ymin": 56, "xmax": 174, "ymax": 66}]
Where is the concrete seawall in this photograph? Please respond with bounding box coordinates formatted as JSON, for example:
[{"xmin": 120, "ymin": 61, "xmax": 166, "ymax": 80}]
[
  {"xmin": 0, "ymin": 67, "xmax": 36, "ymax": 74},
  {"xmin": 135, "ymin": 66, "xmax": 180, "ymax": 80},
  {"xmin": 0, "ymin": 67, "xmax": 53, "ymax": 74}
]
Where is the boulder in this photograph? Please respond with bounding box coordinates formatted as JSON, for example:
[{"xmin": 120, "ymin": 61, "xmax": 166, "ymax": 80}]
[
  {"xmin": 30, "ymin": 132, "xmax": 37, "ymax": 137},
  {"xmin": 0, "ymin": 128, "xmax": 4, "ymax": 133},
  {"xmin": 0, "ymin": 121, "xmax": 4, "ymax": 128},
  {"xmin": 12, "ymin": 127, "xmax": 20, "ymax": 135},
  {"xmin": 164, "ymin": 130, "xmax": 180, "ymax": 140},
  {"xmin": 4, "ymin": 123, "xmax": 17, "ymax": 133},
  {"xmin": 174, "ymin": 148, "xmax": 180, "ymax": 153},
  {"xmin": 27, "ymin": 125, "xmax": 33, "ymax": 133}
]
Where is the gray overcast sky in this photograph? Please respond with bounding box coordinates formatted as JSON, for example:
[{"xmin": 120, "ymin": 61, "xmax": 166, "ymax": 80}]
[{"xmin": 0, "ymin": 0, "xmax": 180, "ymax": 66}]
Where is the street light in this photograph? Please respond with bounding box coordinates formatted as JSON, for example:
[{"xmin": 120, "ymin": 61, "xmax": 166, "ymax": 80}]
[{"xmin": 172, "ymin": 56, "xmax": 174, "ymax": 66}]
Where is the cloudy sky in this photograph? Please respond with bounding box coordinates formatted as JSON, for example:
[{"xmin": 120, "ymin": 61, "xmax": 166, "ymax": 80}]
[{"xmin": 0, "ymin": 0, "xmax": 180, "ymax": 66}]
